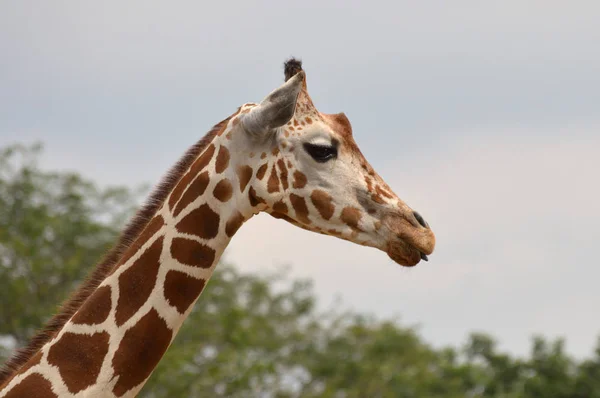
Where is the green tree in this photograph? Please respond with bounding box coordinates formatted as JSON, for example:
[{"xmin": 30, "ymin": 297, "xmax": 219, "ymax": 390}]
[
  {"xmin": 522, "ymin": 336, "xmax": 575, "ymax": 398},
  {"xmin": 0, "ymin": 143, "xmax": 140, "ymax": 358},
  {"xmin": 463, "ymin": 333, "xmax": 526, "ymax": 396},
  {"xmin": 573, "ymin": 337, "xmax": 600, "ymax": 398},
  {"xmin": 292, "ymin": 315, "xmax": 473, "ymax": 398}
]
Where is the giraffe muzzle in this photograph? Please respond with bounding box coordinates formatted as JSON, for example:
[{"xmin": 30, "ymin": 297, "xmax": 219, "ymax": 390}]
[{"xmin": 382, "ymin": 210, "xmax": 436, "ymax": 267}]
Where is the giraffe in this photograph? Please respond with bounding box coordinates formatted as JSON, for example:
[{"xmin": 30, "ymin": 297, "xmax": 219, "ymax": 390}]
[{"xmin": 0, "ymin": 58, "xmax": 435, "ymax": 397}]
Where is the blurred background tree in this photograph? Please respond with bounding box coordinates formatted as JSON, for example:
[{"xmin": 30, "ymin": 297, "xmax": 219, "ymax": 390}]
[
  {"xmin": 1, "ymin": 143, "xmax": 599, "ymax": 397},
  {"xmin": 0, "ymin": 143, "xmax": 140, "ymax": 349}
]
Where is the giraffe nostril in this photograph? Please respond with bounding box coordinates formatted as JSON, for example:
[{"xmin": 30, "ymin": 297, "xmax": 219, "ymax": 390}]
[{"xmin": 413, "ymin": 211, "xmax": 429, "ymax": 229}]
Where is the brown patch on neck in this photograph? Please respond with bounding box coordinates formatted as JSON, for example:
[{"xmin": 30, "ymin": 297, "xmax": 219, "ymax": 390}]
[
  {"xmin": 47, "ymin": 331, "xmax": 110, "ymax": 394},
  {"xmin": 0, "ymin": 111, "xmax": 239, "ymax": 385},
  {"xmin": 3, "ymin": 373, "xmax": 56, "ymax": 398},
  {"xmin": 176, "ymin": 204, "xmax": 220, "ymax": 239},
  {"xmin": 267, "ymin": 164, "xmax": 281, "ymax": 193},
  {"xmin": 170, "ymin": 237, "xmax": 216, "ymax": 269},
  {"xmin": 163, "ymin": 270, "xmax": 206, "ymax": 314},
  {"xmin": 256, "ymin": 163, "xmax": 268, "ymax": 181},
  {"xmin": 111, "ymin": 309, "xmax": 172, "ymax": 397},
  {"xmin": 237, "ymin": 165, "xmax": 253, "ymax": 192},
  {"xmin": 213, "ymin": 178, "xmax": 233, "ymax": 202},
  {"xmin": 272, "ymin": 200, "xmax": 288, "ymax": 214},
  {"xmin": 168, "ymin": 145, "xmax": 215, "ymax": 212},
  {"xmin": 173, "ymin": 171, "xmax": 210, "ymax": 217},
  {"xmin": 277, "ymin": 159, "xmax": 289, "ymax": 190},
  {"xmin": 115, "ymin": 237, "xmax": 164, "ymax": 326},
  {"xmin": 248, "ymin": 186, "xmax": 266, "ymax": 208},
  {"xmin": 71, "ymin": 285, "xmax": 112, "ymax": 325},
  {"xmin": 225, "ymin": 211, "xmax": 245, "ymax": 237},
  {"xmin": 215, "ymin": 146, "xmax": 230, "ymax": 174},
  {"xmin": 111, "ymin": 215, "xmax": 165, "ymax": 273}
]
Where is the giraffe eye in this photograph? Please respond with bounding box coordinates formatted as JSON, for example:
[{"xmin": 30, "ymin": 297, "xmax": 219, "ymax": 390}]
[{"xmin": 303, "ymin": 143, "xmax": 338, "ymax": 163}]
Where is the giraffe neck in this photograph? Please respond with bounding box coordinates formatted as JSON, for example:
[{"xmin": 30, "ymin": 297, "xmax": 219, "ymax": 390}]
[{"xmin": 0, "ymin": 112, "xmax": 257, "ymax": 397}]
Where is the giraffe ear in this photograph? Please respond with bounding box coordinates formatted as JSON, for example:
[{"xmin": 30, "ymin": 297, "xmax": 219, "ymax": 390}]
[{"xmin": 242, "ymin": 71, "xmax": 305, "ymax": 139}]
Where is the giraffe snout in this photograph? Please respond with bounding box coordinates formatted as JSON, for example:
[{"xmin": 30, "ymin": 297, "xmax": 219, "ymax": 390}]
[{"xmin": 381, "ymin": 208, "xmax": 436, "ymax": 267}]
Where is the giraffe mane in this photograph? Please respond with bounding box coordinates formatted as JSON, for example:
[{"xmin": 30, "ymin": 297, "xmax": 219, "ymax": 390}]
[{"xmin": 0, "ymin": 113, "xmax": 236, "ymax": 385}]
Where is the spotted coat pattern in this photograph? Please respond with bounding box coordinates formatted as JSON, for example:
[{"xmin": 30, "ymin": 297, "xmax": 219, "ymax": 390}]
[{"xmin": 0, "ymin": 61, "xmax": 435, "ymax": 397}]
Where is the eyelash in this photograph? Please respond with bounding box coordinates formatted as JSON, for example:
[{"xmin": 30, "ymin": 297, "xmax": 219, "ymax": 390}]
[{"xmin": 303, "ymin": 143, "xmax": 338, "ymax": 163}]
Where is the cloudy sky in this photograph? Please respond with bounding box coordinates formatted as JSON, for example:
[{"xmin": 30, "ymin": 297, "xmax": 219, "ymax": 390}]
[{"xmin": 1, "ymin": 2, "xmax": 599, "ymax": 358}]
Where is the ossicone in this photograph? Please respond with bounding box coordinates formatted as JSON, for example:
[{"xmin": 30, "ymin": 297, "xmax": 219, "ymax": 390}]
[{"xmin": 284, "ymin": 57, "xmax": 303, "ymax": 82}]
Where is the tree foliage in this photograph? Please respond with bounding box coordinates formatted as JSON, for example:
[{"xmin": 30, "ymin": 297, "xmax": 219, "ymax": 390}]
[
  {"xmin": 1, "ymin": 143, "xmax": 599, "ymax": 397},
  {"xmin": 0, "ymin": 143, "xmax": 140, "ymax": 347}
]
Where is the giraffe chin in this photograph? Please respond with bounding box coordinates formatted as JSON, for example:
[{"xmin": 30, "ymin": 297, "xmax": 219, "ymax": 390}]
[{"xmin": 386, "ymin": 242, "xmax": 423, "ymax": 267}]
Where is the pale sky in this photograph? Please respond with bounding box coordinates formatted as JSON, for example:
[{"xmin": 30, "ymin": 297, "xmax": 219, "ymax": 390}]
[{"xmin": 1, "ymin": 1, "xmax": 599, "ymax": 358}]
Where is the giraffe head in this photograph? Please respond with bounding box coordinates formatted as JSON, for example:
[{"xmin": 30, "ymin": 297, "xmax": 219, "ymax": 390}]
[{"xmin": 226, "ymin": 59, "xmax": 435, "ymax": 266}]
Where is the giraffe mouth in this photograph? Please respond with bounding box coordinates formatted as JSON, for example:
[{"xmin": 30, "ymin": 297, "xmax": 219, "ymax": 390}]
[
  {"xmin": 385, "ymin": 229, "xmax": 435, "ymax": 267},
  {"xmin": 386, "ymin": 240, "xmax": 426, "ymax": 267}
]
